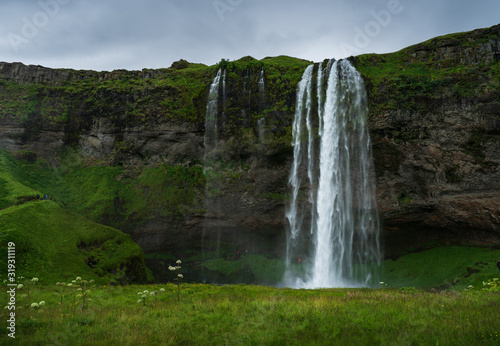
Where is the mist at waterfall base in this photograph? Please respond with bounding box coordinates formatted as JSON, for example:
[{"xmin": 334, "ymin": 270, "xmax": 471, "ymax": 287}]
[{"xmin": 283, "ymin": 60, "xmax": 381, "ymax": 289}]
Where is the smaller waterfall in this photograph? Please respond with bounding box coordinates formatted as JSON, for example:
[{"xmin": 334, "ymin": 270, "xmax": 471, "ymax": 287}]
[
  {"xmin": 257, "ymin": 67, "xmax": 266, "ymax": 143},
  {"xmin": 204, "ymin": 69, "xmax": 222, "ymax": 161},
  {"xmin": 202, "ymin": 69, "xmax": 224, "ymax": 280},
  {"xmin": 258, "ymin": 67, "xmax": 265, "ymax": 94}
]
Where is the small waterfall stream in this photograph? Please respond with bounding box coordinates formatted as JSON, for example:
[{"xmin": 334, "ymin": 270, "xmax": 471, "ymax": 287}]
[
  {"xmin": 204, "ymin": 68, "xmax": 222, "ymax": 159},
  {"xmin": 257, "ymin": 67, "xmax": 266, "ymax": 143}
]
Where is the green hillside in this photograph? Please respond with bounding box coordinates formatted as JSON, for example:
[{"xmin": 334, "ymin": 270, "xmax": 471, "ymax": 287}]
[{"xmin": 0, "ymin": 151, "xmax": 149, "ymax": 285}]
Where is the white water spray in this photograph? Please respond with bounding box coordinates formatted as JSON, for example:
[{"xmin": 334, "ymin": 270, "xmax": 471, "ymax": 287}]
[{"xmin": 284, "ymin": 60, "xmax": 381, "ymax": 288}]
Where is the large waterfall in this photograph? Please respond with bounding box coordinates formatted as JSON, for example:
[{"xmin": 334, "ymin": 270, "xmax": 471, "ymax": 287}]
[{"xmin": 284, "ymin": 59, "xmax": 381, "ymax": 288}]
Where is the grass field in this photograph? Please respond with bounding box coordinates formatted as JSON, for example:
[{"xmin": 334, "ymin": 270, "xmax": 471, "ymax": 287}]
[{"xmin": 1, "ymin": 281, "xmax": 499, "ymax": 345}]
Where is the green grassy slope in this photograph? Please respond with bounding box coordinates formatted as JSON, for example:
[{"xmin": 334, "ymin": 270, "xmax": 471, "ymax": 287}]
[{"xmin": 0, "ymin": 151, "xmax": 149, "ymax": 284}]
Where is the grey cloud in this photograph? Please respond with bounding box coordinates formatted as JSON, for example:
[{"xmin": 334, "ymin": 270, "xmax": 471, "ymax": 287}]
[{"xmin": 0, "ymin": 0, "xmax": 499, "ymax": 71}]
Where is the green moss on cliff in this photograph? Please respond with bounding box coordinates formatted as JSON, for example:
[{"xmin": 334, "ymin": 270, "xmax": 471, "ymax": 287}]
[
  {"xmin": 210, "ymin": 55, "xmax": 310, "ymax": 139},
  {"xmin": 354, "ymin": 26, "xmax": 500, "ymax": 117},
  {"xmin": 0, "ymin": 150, "xmax": 206, "ymax": 230}
]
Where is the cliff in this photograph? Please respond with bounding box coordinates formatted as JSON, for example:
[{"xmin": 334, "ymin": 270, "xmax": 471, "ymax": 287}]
[
  {"xmin": 1, "ymin": 24, "xmax": 499, "ymax": 277},
  {"xmin": 355, "ymin": 23, "xmax": 500, "ymax": 254}
]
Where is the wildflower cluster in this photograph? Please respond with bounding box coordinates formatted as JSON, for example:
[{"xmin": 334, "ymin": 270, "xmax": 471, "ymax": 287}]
[
  {"xmin": 482, "ymin": 278, "xmax": 499, "ymax": 292},
  {"xmin": 136, "ymin": 288, "xmax": 166, "ymax": 306},
  {"xmin": 168, "ymin": 260, "xmax": 183, "ymax": 280},
  {"xmin": 63, "ymin": 276, "xmax": 95, "ymax": 313},
  {"xmin": 30, "ymin": 301, "xmax": 45, "ymax": 309}
]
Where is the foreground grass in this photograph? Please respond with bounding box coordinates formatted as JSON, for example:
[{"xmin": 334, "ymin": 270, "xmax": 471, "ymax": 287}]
[{"xmin": 1, "ymin": 283, "xmax": 499, "ymax": 345}]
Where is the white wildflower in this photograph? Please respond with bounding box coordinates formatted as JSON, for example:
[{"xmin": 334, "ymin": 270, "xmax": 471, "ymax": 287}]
[
  {"xmin": 31, "ymin": 303, "xmax": 39, "ymax": 308},
  {"xmin": 159, "ymin": 288, "xmax": 165, "ymax": 292},
  {"xmin": 137, "ymin": 299, "xmax": 142, "ymax": 303},
  {"xmin": 39, "ymin": 301, "xmax": 45, "ymax": 307},
  {"xmin": 67, "ymin": 283, "xmax": 73, "ymax": 287},
  {"xmin": 178, "ymin": 274, "xmax": 183, "ymax": 279},
  {"xmin": 31, "ymin": 277, "xmax": 39, "ymax": 282},
  {"xmin": 76, "ymin": 277, "xmax": 82, "ymax": 281},
  {"xmin": 176, "ymin": 260, "xmax": 182, "ymax": 265},
  {"xmin": 17, "ymin": 284, "xmax": 23, "ymax": 289},
  {"xmin": 150, "ymin": 292, "xmax": 155, "ymax": 296}
]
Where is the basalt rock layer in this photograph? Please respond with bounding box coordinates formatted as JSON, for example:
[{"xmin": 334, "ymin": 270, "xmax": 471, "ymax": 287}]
[{"xmin": 1, "ymin": 25, "xmax": 499, "ymax": 262}]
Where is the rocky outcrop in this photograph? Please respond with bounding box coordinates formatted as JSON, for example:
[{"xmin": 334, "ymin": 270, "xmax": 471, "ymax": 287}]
[
  {"xmin": 408, "ymin": 24, "xmax": 500, "ymax": 65},
  {"xmin": 0, "ymin": 61, "xmax": 176, "ymax": 85}
]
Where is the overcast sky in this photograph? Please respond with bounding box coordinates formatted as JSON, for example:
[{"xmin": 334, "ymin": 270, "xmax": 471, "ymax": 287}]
[{"xmin": 0, "ymin": 0, "xmax": 499, "ymax": 71}]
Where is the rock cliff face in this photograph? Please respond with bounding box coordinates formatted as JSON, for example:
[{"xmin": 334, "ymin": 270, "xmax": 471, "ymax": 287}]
[
  {"xmin": 357, "ymin": 24, "xmax": 500, "ymax": 254},
  {"xmin": 1, "ymin": 25, "xmax": 499, "ymax": 262}
]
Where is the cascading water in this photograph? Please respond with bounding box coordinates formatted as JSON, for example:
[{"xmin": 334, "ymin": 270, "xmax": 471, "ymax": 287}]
[
  {"xmin": 202, "ymin": 69, "xmax": 223, "ymax": 281},
  {"xmin": 204, "ymin": 68, "xmax": 222, "ymax": 159},
  {"xmin": 257, "ymin": 67, "xmax": 266, "ymax": 143},
  {"xmin": 284, "ymin": 59, "xmax": 381, "ymax": 288}
]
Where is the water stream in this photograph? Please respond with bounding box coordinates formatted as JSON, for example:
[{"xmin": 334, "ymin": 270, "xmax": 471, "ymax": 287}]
[{"xmin": 284, "ymin": 60, "xmax": 381, "ymax": 288}]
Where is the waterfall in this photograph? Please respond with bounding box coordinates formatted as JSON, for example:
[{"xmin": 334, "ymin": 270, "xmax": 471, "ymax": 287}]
[
  {"xmin": 202, "ymin": 69, "xmax": 223, "ymax": 281},
  {"xmin": 284, "ymin": 60, "xmax": 381, "ymax": 288},
  {"xmin": 257, "ymin": 67, "xmax": 266, "ymax": 143},
  {"xmin": 204, "ymin": 69, "xmax": 222, "ymax": 161}
]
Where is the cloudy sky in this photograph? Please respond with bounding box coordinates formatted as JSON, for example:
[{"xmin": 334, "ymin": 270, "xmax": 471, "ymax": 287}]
[{"xmin": 1, "ymin": 0, "xmax": 499, "ymax": 71}]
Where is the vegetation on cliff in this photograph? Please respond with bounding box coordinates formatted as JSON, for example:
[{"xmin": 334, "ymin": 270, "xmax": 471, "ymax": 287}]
[{"xmin": 354, "ymin": 24, "xmax": 500, "ymax": 141}]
